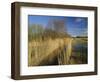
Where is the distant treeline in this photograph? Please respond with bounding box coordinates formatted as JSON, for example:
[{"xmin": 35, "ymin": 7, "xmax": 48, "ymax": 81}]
[{"xmin": 76, "ymin": 36, "xmax": 88, "ymax": 38}]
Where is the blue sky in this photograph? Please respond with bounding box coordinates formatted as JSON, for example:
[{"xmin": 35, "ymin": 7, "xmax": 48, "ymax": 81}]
[{"xmin": 28, "ymin": 15, "xmax": 88, "ymax": 37}]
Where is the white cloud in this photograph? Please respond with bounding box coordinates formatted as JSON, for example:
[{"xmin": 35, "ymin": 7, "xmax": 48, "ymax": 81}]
[{"xmin": 75, "ymin": 18, "xmax": 84, "ymax": 22}]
